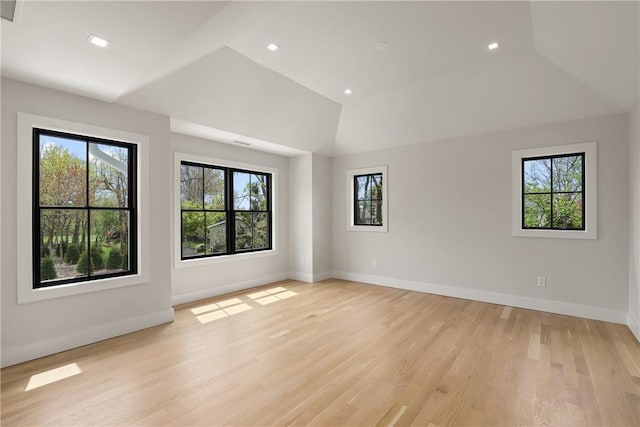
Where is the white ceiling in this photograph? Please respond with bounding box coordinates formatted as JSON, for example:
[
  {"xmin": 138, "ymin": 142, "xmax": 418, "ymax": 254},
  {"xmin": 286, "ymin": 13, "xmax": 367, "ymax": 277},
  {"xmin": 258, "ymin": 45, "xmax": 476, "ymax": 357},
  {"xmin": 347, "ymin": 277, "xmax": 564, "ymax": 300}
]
[{"xmin": 2, "ymin": 1, "xmax": 638, "ymax": 156}]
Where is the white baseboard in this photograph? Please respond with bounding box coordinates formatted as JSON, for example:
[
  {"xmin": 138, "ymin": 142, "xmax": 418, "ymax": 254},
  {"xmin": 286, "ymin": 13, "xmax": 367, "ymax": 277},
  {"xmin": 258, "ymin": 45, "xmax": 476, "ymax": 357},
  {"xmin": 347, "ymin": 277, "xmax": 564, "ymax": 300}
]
[
  {"xmin": 1, "ymin": 308, "xmax": 174, "ymax": 368},
  {"xmin": 172, "ymin": 273, "xmax": 290, "ymax": 305},
  {"xmin": 628, "ymin": 312, "xmax": 640, "ymax": 343},
  {"xmin": 333, "ymin": 271, "xmax": 627, "ymax": 325},
  {"xmin": 288, "ymin": 271, "xmax": 314, "ymax": 283},
  {"xmin": 312, "ymin": 271, "xmax": 334, "ymax": 282}
]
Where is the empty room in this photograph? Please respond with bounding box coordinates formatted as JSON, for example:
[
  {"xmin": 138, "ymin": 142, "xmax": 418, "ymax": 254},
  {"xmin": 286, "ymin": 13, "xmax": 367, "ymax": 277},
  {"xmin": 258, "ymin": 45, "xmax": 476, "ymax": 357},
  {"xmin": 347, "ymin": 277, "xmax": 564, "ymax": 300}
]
[{"xmin": 1, "ymin": 1, "xmax": 639, "ymax": 426}]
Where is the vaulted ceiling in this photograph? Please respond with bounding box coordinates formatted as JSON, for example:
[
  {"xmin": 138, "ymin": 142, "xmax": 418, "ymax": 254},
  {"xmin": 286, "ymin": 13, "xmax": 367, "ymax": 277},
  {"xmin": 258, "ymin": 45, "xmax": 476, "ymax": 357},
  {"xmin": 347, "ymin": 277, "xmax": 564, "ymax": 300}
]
[{"xmin": 2, "ymin": 1, "xmax": 638, "ymax": 156}]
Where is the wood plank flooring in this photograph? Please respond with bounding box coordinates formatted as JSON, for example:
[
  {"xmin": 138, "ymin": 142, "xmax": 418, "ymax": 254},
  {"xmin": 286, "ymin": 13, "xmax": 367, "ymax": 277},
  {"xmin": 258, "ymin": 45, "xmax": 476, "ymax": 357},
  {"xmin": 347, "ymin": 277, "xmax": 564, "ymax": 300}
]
[{"xmin": 2, "ymin": 279, "xmax": 640, "ymax": 426}]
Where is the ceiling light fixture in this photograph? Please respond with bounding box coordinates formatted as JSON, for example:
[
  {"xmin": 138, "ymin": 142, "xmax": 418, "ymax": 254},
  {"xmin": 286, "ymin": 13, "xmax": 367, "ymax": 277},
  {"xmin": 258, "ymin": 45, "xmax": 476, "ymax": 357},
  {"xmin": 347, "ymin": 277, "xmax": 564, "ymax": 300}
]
[
  {"xmin": 344, "ymin": 89, "xmax": 353, "ymax": 95},
  {"xmin": 267, "ymin": 43, "xmax": 279, "ymax": 52},
  {"xmin": 488, "ymin": 41, "xmax": 500, "ymax": 51},
  {"xmin": 88, "ymin": 34, "xmax": 110, "ymax": 48},
  {"xmin": 375, "ymin": 41, "xmax": 389, "ymax": 50}
]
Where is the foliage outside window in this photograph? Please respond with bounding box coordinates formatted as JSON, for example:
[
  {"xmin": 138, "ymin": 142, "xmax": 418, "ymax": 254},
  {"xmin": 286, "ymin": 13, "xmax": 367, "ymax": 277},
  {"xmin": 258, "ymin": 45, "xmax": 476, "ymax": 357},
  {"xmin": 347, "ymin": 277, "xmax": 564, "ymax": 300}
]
[
  {"xmin": 354, "ymin": 173, "xmax": 383, "ymax": 226},
  {"xmin": 33, "ymin": 128, "xmax": 137, "ymax": 288},
  {"xmin": 180, "ymin": 161, "xmax": 271, "ymax": 259},
  {"xmin": 522, "ymin": 153, "xmax": 585, "ymax": 230}
]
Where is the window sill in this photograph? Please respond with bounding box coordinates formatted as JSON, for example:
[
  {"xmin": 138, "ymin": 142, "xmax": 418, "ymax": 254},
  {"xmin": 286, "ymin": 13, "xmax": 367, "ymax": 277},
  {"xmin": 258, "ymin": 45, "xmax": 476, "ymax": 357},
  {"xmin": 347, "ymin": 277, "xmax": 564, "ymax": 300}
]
[
  {"xmin": 347, "ymin": 225, "xmax": 388, "ymax": 233},
  {"xmin": 512, "ymin": 228, "xmax": 596, "ymax": 240},
  {"xmin": 174, "ymin": 248, "xmax": 279, "ymax": 269},
  {"xmin": 18, "ymin": 272, "xmax": 149, "ymax": 304}
]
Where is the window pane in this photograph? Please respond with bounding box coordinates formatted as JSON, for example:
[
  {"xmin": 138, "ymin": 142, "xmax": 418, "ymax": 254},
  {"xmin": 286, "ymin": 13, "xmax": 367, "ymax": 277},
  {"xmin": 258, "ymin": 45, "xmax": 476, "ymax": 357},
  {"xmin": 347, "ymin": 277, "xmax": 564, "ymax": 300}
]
[
  {"xmin": 181, "ymin": 165, "xmax": 203, "ymax": 209},
  {"xmin": 552, "ymin": 193, "xmax": 583, "ymax": 229},
  {"xmin": 356, "ymin": 200, "xmax": 372, "ymax": 225},
  {"xmin": 235, "ymin": 212, "xmax": 253, "ymax": 250},
  {"xmin": 370, "ymin": 200, "xmax": 383, "ymax": 225},
  {"xmin": 524, "ymin": 194, "xmax": 551, "ymax": 228},
  {"xmin": 355, "ymin": 175, "xmax": 370, "ymax": 201},
  {"xmin": 523, "ymin": 159, "xmax": 551, "ymax": 193},
  {"xmin": 89, "ymin": 210, "xmax": 130, "ymax": 276},
  {"xmin": 371, "ymin": 174, "xmax": 383, "ymax": 200},
  {"xmin": 552, "ymin": 155, "xmax": 583, "ymax": 192},
  {"xmin": 182, "ymin": 211, "xmax": 205, "ymax": 257},
  {"xmin": 253, "ymin": 213, "xmax": 269, "ymax": 249},
  {"xmin": 39, "ymin": 135, "xmax": 86, "ymax": 207},
  {"xmin": 205, "ymin": 212, "xmax": 227, "ymax": 255},
  {"xmin": 39, "ymin": 209, "xmax": 88, "ymax": 282},
  {"xmin": 89, "ymin": 143, "xmax": 129, "ymax": 207},
  {"xmin": 204, "ymin": 168, "xmax": 225, "ymax": 210},
  {"xmin": 234, "ymin": 172, "xmax": 250, "ymax": 210},
  {"xmin": 251, "ymin": 174, "xmax": 268, "ymax": 211}
]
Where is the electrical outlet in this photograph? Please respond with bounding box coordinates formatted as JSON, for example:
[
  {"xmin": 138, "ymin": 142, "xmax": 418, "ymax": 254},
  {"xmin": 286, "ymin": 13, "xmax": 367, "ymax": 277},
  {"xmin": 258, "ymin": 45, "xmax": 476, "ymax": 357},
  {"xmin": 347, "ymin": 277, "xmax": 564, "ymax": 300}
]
[
  {"xmin": 300, "ymin": 256, "xmax": 305, "ymax": 265},
  {"xmin": 537, "ymin": 276, "xmax": 546, "ymax": 287},
  {"xmin": 373, "ymin": 259, "xmax": 379, "ymax": 268}
]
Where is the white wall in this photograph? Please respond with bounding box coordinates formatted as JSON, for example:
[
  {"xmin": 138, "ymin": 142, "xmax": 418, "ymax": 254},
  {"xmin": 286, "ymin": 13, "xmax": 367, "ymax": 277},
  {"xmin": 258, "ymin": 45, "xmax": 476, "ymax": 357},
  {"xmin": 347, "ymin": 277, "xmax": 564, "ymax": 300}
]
[
  {"xmin": 288, "ymin": 154, "xmax": 313, "ymax": 282},
  {"xmin": 1, "ymin": 78, "xmax": 173, "ymax": 367},
  {"xmin": 170, "ymin": 133, "xmax": 290, "ymax": 304},
  {"xmin": 629, "ymin": 103, "xmax": 640, "ymax": 340},
  {"xmin": 312, "ymin": 153, "xmax": 332, "ymax": 280},
  {"xmin": 332, "ymin": 113, "xmax": 630, "ymax": 322}
]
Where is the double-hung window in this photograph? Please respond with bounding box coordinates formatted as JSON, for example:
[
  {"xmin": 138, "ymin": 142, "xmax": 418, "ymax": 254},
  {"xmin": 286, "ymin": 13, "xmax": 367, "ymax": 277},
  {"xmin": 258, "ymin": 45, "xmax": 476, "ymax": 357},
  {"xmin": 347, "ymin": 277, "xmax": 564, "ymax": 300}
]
[
  {"xmin": 354, "ymin": 173, "xmax": 383, "ymax": 226},
  {"xmin": 33, "ymin": 128, "xmax": 137, "ymax": 288},
  {"xmin": 180, "ymin": 161, "xmax": 272, "ymax": 259},
  {"xmin": 346, "ymin": 166, "xmax": 388, "ymax": 232}
]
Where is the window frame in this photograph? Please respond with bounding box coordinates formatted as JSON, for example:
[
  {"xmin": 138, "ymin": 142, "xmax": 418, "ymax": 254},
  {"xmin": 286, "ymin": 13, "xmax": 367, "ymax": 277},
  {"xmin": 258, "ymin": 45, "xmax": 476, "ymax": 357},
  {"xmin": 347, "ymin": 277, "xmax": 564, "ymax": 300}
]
[
  {"xmin": 179, "ymin": 161, "xmax": 272, "ymax": 260},
  {"xmin": 346, "ymin": 166, "xmax": 388, "ymax": 232},
  {"xmin": 353, "ymin": 172, "xmax": 384, "ymax": 227},
  {"xmin": 17, "ymin": 113, "xmax": 150, "ymax": 304},
  {"xmin": 32, "ymin": 128, "xmax": 138, "ymax": 288},
  {"xmin": 521, "ymin": 152, "xmax": 585, "ymax": 231},
  {"xmin": 512, "ymin": 141, "xmax": 597, "ymax": 239},
  {"xmin": 174, "ymin": 152, "xmax": 278, "ymax": 269}
]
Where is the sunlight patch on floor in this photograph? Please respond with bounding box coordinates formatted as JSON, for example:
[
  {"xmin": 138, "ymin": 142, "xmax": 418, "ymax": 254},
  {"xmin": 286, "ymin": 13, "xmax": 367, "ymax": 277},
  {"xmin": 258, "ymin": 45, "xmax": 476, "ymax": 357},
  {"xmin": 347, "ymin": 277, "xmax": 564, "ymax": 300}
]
[
  {"xmin": 191, "ymin": 302, "xmax": 220, "ymax": 315},
  {"xmin": 256, "ymin": 290, "xmax": 298, "ymax": 305},
  {"xmin": 223, "ymin": 303, "xmax": 252, "ymax": 315},
  {"xmin": 197, "ymin": 310, "xmax": 229, "ymax": 324},
  {"xmin": 247, "ymin": 291, "xmax": 270, "ymax": 299},
  {"xmin": 25, "ymin": 363, "xmax": 82, "ymax": 391},
  {"xmin": 217, "ymin": 298, "xmax": 243, "ymax": 308},
  {"xmin": 193, "ymin": 287, "xmax": 298, "ymax": 323}
]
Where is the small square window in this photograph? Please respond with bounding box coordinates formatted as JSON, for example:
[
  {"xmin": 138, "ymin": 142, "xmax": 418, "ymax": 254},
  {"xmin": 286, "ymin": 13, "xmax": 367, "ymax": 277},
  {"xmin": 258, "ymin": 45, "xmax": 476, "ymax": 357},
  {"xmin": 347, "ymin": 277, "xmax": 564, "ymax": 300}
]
[
  {"xmin": 522, "ymin": 153, "xmax": 585, "ymax": 230},
  {"xmin": 512, "ymin": 142, "xmax": 596, "ymax": 239}
]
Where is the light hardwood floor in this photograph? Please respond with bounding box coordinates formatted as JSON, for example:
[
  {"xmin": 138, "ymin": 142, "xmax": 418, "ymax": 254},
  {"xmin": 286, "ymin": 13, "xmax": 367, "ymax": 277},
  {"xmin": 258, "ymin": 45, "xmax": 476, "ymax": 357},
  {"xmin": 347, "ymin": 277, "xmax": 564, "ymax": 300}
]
[{"xmin": 2, "ymin": 279, "xmax": 640, "ymax": 426}]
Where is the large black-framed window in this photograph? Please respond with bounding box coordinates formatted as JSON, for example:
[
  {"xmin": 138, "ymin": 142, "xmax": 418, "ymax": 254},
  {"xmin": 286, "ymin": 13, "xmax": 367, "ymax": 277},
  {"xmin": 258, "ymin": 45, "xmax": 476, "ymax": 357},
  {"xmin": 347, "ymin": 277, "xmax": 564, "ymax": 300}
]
[
  {"xmin": 354, "ymin": 173, "xmax": 383, "ymax": 226},
  {"xmin": 180, "ymin": 161, "xmax": 272, "ymax": 259},
  {"xmin": 33, "ymin": 128, "xmax": 138, "ymax": 289},
  {"xmin": 522, "ymin": 152, "xmax": 585, "ymax": 230}
]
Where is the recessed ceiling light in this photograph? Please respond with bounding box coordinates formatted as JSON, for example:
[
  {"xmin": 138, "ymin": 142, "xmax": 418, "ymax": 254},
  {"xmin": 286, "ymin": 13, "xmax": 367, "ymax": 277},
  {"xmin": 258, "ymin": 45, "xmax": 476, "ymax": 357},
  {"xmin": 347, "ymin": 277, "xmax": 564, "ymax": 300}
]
[
  {"xmin": 87, "ymin": 34, "xmax": 110, "ymax": 48},
  {"xmin": 375, "ymin": 41, "xmax": 389, "ymax": 50},
  {"xmin": 488, "ymin": 41, "xmax": 500, "ymax": 51},
  {"xmin": 267, "ymin": 43, "xmax": 279, "ymax": 51},
  {"xmin": 344, "ymin": 89, "xmax": 353, "ymax": 95}
]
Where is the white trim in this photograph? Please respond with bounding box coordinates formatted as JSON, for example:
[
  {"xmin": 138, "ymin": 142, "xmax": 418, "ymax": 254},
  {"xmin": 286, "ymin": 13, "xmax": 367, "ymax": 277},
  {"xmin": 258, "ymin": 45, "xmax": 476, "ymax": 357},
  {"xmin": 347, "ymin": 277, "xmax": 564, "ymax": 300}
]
[
  {"xmin": 288, "ymin": 272, "xmax": 314, "ymax": 283},
  {"xmin": 16, "ymin": 113, "xmax": 150, "ymax": 303},
  {"xmin": 1, "ymin": 309, "xmax": 174, "ymax": 368},
  {"xmin": 173, "ymin": 152, "xmax": 279, "ymax": 270},
  {"xmin": 172, "ymin": 272, "xmax": 289, "ymax": 305},
  {"xmin": 312, "ymin": 271, "xmax": 333, "ymax": 282},
  {"xmin": 628, "ymin": 312, "xmax": 640, "ymax": 343},
  {"xmin": 332, "ymin": 271, "xmax": 626, "ymax": 324},
  {"xmin": 512, "ymin": 141, "xmax": 597, "ymax": 239},
  {"xmin": 346, "ymin": 165, "xmax": 388, "ymax": 232}
]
